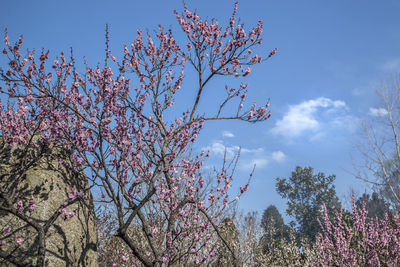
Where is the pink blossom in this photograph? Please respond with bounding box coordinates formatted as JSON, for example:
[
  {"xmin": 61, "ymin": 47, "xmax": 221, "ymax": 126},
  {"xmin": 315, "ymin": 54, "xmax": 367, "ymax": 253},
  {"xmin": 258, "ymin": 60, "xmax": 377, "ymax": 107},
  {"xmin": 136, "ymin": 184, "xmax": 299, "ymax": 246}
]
[
  {"xmin": 243, "ymin": 66, "xmax": 251, "ymax": 76},
  {"xmin": 316, "ymin": 196, "xmax": 400, "ymax": 266},
  {"xmin": 16, "ymin": 237, "xmax": 23, "ymax": 245},
  {"xmin": 120, "ymin": 253, "xmax": 127, "ymax": 263},
  {"xmin": 3, "ymin": 226, "xmax": 11, "ymax": 234},
  {"xmin": 28, "ymin": 199, "xmax": 35, "ymax": 214},
  {"xmin": 16, "ymin": 199, "xmax": 23, "ymax": 212}
]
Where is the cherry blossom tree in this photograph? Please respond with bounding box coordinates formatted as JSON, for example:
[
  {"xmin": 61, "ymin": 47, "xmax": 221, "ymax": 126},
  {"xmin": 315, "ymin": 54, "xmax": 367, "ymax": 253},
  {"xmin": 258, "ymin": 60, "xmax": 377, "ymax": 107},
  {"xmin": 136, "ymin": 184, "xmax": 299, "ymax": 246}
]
[{"xmin": 0, "ymin": 2, "xmax": 275, "ymax": 266}]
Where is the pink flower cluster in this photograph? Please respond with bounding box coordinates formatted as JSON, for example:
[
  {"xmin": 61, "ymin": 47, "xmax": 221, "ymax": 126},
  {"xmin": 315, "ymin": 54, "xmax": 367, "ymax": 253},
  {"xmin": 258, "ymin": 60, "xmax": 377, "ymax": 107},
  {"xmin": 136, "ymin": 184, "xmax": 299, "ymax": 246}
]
[
  {"xmin": 68, "ymin": 187, "xmax": 88, "ymax": 201},
  {"xmin": 15, "ymin": 198, "xmax": 35, "ymax": 214},
  {"xmin": 58, "ymin": 207, "xmax": 78, "ymax": 221},
  {"xmin": 174, "ymin": 1, "xmax": 269, "ymax": 80},
  {"xmin": 316, "ymin": 197, "xmax": 400, "ymax": 266}
]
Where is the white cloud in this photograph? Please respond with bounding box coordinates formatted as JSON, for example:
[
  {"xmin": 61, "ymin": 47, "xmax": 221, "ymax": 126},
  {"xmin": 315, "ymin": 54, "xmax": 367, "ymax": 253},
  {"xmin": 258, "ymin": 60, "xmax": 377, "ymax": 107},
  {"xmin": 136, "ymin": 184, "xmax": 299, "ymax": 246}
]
[
  {"xmin": 241, "ymin": 151, "xmax": 286, "ymax": 171},
  {"xmin": 204, "ymin": 141, "xmax": 285, "ymax": 171},
  {"xmin": 380, "ymin": 58, "xmax": 400, "ymax": 73},
  {"xmin": 331, "ymin": 115, "xmax": 359, "ymax": 132},
  {"xmin": 270, "ymin": 97, "xmax": 347, "ymax": 138},
  {"xmin": 242, "ymin": 158, "xmax": 269, "ymax": 170},
  {"xmin": 369, "ymin": 107, "xmax": 388, "ymax": 117},
  {"xmin": 205, "ymin": 141, "xmax": 238, "ymax": 159},
  {"xmin": 271, "ymin": 151, "xmax": 286, "ymax": 163},
  {"xmin": 241, "ymin": 147, "xmax": 264, "ymax": 153},
  {"xmin": 222, "ymin": 131, "xmax": 235, "ymax": 138},
  {"xmin": 204, "ymin": 141, "xmax": 264, "ymax": 159}
]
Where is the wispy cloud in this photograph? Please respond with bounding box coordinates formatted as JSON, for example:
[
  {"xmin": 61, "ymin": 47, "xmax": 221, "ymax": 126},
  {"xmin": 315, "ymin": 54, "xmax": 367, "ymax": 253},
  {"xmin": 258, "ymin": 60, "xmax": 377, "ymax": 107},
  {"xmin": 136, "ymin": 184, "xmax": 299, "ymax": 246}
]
[
  {"xmin": 270, "ymin": 97, "xmax": 347, "ymax": 138},
  {"xmin": 204, "ymin": 141, "xmax": 263, "ymax": 159},
  {"xmin": 380, "ymin": 58, "xmax": 400, "ymax": 73},
  {"xmin": 271, "ymin": 151, "xmax": 286, "ymax": 163},
  {"xmin": 369, "ymin": 107, "xmax": 388, "ymax": 117},
  {"xmin": 242, "ymin": 158, "xmax": 269, "ymax": 170},
  {"xmin": 205, "ymin": 141, "xmax": 237, "ymax": 159},
  {"xmin": 331, "ymin": 115, "xmax": 359, "ymax": 132},
  {"xmin": 352, "ymin": 88, "xmax": 364, "ymax": 96},
  {"xmin": 204, "ymin": 141, "xmax": 285, "ymax": 171},
  {"xmin": 241, "ymin": 147, "xmax": 264, "ymax": 153},
  {"xmin": 241, "ymin": 151, "xmax": 286, "ymax": 171},
  {"xmin": 222, "ymin": 130, "xmax": 234, "ymax": 138}
]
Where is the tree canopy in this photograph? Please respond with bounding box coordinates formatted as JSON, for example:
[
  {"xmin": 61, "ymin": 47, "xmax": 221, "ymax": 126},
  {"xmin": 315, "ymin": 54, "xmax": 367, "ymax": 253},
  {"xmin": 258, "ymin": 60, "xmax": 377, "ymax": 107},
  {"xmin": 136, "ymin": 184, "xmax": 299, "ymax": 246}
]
[
  {"xmin": 276, "ymin": 166, "xmax": 341, "ymax": 243},
  {"xmin": 355, "ymin": 192, "xmax": 391, "ymax": 220}
]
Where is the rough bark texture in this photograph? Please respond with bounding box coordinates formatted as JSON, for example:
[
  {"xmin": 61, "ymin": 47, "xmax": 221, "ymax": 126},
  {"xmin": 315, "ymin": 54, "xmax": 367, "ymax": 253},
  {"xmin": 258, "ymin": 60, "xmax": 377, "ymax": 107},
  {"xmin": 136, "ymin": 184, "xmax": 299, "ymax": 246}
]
[{"xmin": 0, "ymin": 137, "xmax": 98, "ymax": 266}]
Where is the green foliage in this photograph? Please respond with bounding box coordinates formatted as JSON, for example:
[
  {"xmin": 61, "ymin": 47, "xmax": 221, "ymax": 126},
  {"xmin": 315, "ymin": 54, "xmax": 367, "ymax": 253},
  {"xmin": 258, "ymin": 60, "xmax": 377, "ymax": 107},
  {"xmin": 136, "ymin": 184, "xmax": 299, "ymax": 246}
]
[
  {"xmin": 260, "ymin": 205, "xmax": 292, "ymax": 251},
  {"xmin": 355, "ymin": 192, "xmax": 391, "ymax": 220},
  {"xmin": 261, "ymin": 205, "xmax": 285, "ymax": 232},
  {"xmin": 276, "ymin": 166, "xmax": 341, "ymax": 243}
]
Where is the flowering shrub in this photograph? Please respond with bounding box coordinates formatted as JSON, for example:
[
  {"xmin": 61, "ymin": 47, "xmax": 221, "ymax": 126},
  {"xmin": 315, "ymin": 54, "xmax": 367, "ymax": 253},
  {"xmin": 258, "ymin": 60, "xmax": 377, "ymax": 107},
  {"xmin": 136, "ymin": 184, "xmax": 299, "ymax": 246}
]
[
  {"xmin": 316, "ymin": 197, "xmax": 400, "ymax": 266},
  {"xmin": 229, "ymin": 199, "xmax": 400, "ymax": 266}
]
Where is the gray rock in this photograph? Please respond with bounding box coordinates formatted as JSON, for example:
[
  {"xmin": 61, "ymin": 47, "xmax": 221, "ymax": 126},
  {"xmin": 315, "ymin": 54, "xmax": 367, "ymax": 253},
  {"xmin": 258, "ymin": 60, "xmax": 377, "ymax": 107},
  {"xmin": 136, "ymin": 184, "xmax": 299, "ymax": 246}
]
[{"xmin": 0, "ymin": 136, "xmax": 98, "ymax": 266}]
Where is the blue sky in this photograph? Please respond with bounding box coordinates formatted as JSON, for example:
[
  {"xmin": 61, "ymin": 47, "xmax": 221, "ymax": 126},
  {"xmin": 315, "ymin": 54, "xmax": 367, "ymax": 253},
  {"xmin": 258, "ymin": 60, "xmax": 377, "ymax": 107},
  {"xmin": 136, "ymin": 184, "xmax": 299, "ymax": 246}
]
[{"xmin": 2, "ymin": 0, "xmax": 400, "ymax": 223}]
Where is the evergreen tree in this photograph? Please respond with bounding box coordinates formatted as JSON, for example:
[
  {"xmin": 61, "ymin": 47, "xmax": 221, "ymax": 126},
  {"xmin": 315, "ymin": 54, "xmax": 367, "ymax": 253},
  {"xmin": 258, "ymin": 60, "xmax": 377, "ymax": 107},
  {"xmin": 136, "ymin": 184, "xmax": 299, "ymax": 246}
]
[
  {"xmin": 260, "ymin": 205, "xmax": 292, "ymax": 251},
  {"xmin": 355, "ymin": 192, "xmax": 391, "ymax": 220},
  {"xmin": 276, "ymin": 166, "xmax": 341, "ymax": 243}
]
